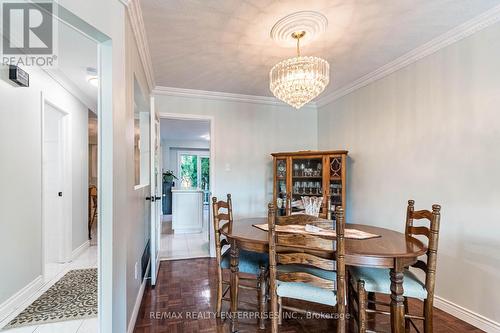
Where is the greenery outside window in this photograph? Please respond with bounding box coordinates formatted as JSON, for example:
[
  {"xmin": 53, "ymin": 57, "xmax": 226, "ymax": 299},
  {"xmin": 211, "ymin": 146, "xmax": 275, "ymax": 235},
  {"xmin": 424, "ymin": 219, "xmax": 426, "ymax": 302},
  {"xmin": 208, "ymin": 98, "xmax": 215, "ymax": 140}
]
[{"xmin": 178, "ymin": 151, "xmax": 210, "ymax": 203}]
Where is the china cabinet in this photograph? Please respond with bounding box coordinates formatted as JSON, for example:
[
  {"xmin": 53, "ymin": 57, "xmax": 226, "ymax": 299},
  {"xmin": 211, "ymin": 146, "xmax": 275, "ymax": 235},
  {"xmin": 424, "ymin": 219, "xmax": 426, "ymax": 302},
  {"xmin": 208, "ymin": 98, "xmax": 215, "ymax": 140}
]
[{"xmin": 271, "ymin": 150, "xmax": 348, "ymax": 219}]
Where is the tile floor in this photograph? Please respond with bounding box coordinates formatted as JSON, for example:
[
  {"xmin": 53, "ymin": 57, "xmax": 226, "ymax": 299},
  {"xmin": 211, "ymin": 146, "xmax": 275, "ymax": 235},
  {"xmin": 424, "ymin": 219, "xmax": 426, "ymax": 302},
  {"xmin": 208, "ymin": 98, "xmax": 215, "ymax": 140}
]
[
  {"xmin": 160, "ymin": 231, "xmax": 210, "ymax": 259},
  {"xmin": 159, "ymin": 208, "xmax": 210, "ymax": 260},
  {"xmin": 0, "ymin": 246, "xmax": 98, "ymax": 333}
]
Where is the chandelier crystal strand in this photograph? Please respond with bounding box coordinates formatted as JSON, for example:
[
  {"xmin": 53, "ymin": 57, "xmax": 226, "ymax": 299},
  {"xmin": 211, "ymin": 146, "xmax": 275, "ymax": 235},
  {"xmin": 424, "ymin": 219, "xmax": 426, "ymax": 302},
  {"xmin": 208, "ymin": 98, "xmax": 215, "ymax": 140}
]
[{"xmin": 270, "ymin": 31, "xmax": 330, "ymax": 109}]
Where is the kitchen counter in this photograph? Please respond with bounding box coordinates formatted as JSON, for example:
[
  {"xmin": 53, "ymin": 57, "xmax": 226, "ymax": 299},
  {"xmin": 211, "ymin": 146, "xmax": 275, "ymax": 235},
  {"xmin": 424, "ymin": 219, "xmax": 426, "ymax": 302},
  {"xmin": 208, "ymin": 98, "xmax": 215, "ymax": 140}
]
[{"xmin": 172, "ymin": 188, "xmax": 203, "ymax": 233}]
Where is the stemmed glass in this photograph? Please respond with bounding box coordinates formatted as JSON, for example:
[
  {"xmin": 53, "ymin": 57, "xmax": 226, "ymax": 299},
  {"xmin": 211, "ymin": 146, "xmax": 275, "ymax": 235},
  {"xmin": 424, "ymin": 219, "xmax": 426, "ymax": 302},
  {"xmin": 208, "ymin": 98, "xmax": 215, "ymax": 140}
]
[
  {"xmin": 308, "ymin": 181, "xmax": 314, "ymax": 194},
  {"xmin": 315, "ymin": 182, "xmax": 321, "ymax": 195}
]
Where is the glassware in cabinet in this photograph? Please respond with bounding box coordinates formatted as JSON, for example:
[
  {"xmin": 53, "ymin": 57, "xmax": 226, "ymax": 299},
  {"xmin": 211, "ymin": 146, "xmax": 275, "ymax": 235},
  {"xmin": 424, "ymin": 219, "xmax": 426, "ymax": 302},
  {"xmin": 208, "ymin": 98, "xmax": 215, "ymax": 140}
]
[
  {"xmin": 275, "ymin": 159, "xmax": 287, "ymax": 216},
  {"xmin": 290, "ymin": 157, "xmax": 323, "ymax": 214}
]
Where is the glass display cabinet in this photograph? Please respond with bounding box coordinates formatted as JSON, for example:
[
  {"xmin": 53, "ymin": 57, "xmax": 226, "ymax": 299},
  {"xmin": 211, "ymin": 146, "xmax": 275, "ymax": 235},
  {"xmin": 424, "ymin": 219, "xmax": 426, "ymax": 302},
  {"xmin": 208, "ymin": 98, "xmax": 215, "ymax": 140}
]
[{"xmin": 271, "ymin": 150, "xmax": 348, "ymax": 219}]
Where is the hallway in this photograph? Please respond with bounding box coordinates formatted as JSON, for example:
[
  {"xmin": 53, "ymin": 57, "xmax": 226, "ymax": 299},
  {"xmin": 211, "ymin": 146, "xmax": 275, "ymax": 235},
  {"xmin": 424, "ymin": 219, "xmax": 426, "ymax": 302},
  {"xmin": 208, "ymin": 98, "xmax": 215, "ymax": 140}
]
[{"xmin": 0, "ymin": 246, "xmax": 98, "ymax": 333}]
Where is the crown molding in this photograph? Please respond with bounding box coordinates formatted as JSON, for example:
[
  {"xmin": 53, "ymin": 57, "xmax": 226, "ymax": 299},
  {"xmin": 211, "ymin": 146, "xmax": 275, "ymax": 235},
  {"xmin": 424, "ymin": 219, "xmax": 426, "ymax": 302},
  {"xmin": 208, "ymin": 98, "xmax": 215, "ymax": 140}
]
[
  {"xmin": 43, "ymin": 67, "xmax": 98, "ymax": 112},
  {"xmin": 153, "ymin": 86, "xmax": 317, "ymax": 109},
  {"xmin": 316, "ymin": 4, "xmax": 500, "ymax": 108},
  {"xmin": 126, "ymin": 0, "xmax": 155, "ymax": 91}
]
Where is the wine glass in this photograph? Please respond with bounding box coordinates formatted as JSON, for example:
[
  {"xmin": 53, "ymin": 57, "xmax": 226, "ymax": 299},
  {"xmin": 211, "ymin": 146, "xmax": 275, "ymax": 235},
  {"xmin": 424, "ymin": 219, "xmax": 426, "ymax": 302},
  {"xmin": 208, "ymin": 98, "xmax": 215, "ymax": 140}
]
[{"xmin": 308, "ymin": 181, "xmax": 314, "ymax": 194}]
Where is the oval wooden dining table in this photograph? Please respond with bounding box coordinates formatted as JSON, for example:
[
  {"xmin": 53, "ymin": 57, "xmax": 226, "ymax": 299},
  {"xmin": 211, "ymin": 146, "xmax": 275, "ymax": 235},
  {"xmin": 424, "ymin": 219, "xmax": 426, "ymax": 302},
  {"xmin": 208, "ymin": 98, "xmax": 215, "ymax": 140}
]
[{"xmin": 220, "ymin": 217, "xmax": 427, "ymax": 333}]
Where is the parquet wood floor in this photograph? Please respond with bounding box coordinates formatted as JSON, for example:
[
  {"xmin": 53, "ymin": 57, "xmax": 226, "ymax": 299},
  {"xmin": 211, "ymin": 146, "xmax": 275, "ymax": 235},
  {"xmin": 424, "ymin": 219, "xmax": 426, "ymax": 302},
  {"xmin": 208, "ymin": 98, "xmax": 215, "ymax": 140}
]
[{"xmin": 134, "ymin": 259, "xmax": 482, "ymax": 333}]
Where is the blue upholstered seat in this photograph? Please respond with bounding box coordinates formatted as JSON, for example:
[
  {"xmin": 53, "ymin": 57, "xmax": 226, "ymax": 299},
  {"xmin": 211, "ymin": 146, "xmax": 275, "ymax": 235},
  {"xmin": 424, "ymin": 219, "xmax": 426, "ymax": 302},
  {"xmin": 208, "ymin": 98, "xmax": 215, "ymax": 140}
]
[
  {"xmin": 276, "ymin": 264, "xmax": 338, "ymax": 306},
  {"xmin": 350, "ymin": 266, "xmax": 427, "ymax": 300},
  {"xmin": 221, "ymin": 249, "xmax": 268, "ymax": 275}
]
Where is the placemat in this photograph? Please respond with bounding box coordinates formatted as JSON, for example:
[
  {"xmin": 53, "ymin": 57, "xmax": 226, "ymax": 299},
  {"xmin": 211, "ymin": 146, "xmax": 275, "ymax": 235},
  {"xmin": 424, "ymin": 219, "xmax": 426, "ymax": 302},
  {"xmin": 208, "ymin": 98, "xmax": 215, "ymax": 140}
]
[{"xmin": 253, "ymin": 223, "xmax": 380, "ymax": 240}]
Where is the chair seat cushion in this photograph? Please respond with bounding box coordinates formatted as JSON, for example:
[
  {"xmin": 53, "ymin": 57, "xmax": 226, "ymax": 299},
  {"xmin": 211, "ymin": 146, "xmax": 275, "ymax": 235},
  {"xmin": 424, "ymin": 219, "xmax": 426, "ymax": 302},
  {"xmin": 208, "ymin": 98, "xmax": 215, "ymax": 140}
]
[
  {"xmin": 277, "ymin": 282, "xmax": 338, "ymax": 306},
  {"xmin": 276, "ymin": 264, "xmax": 338, "ymax": 306},
  {"xmin": 221, "ymin": 249, "xmax": 268, "ymax": 275},
  {"xmin": 350, "ymin": 266, "xmax": 427, "ymax": 299}
]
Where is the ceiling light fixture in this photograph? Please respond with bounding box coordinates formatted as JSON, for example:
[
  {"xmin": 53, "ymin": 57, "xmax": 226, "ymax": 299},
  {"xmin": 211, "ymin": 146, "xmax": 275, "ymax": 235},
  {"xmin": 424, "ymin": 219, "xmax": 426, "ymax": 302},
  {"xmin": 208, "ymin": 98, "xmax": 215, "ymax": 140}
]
[
  {"xmin": 269, "ymin": 12, "xmax": 329, "ymax": 109},
  {"xmin": 87, "ymin": 76, "xmax": 98, "ymax": 87},
  {"xmin": 86, "ymin": 67, "xmax": 98, "ymax": 87}
]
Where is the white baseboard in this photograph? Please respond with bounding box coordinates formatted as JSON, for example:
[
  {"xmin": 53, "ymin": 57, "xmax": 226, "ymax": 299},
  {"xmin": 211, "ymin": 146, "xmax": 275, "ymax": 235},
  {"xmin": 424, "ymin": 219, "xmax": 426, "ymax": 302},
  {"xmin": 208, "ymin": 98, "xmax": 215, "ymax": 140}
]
[
  {"xmin": 71, "ymin": 240, "xmax": 90, "ymax": 261},
  {"xmin": 435, "ymin": 296, "xmax": 500, "ymax": 333},
  {"xmin": 127, "ymin": 262, "xmax": 150, "ymax": 333},
  {"xmin": 0, "ymin": 275, "xmax": 43, "ymax": 325}
]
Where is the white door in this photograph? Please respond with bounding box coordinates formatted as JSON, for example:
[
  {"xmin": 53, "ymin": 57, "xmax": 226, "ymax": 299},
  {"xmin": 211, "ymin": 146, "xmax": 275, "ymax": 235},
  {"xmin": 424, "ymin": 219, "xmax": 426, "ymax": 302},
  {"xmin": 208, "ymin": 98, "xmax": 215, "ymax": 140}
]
[
  {"xmin": 43, "ymin": 103, "xmax": 69, "ymax": 265},
  {"xmin": 150, "ymin": 97, "xmax": 161, "ymax": 286}
]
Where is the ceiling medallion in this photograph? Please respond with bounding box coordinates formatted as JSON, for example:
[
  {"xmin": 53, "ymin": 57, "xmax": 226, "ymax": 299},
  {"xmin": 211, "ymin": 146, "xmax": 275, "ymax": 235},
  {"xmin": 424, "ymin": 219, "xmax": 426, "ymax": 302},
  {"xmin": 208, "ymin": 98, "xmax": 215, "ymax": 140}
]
[
  {"xmin": 269, "ymin": 11, "xmax": 330, "ymax": 109},
  {"xmin": 270, "ymin": 11, "xmax": 328, "ymax": 47}
]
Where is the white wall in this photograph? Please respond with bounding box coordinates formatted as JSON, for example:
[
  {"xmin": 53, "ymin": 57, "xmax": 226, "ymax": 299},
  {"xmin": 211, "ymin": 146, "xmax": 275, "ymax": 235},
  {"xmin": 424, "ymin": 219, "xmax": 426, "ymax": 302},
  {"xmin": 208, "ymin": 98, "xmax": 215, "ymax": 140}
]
[
  {"xmin": 0, "ymin": 65, "xmax": 89, "ymax": 304},
  {"xmin": 318, "ymin": 22, "xmax": 500, "ymax": 325},
  {"xmin": 155, "ymin": 96, "xmax": 319, "ymax": 217},
  {"xmin": 125, "ymin": 13, "xmax": 152, "ymax": 326}
]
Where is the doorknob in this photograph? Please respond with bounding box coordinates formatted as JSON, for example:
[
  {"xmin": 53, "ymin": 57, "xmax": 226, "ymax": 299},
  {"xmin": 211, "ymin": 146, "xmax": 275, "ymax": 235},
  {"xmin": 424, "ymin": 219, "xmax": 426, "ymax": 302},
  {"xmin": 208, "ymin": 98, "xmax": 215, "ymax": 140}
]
[
  {"xmin": 146, "ymin": 196, "xmax": 155, "ymax": 202},
  {"xmin": 155, "ymin": 196, "xmax": 161, "ymax": 200}
]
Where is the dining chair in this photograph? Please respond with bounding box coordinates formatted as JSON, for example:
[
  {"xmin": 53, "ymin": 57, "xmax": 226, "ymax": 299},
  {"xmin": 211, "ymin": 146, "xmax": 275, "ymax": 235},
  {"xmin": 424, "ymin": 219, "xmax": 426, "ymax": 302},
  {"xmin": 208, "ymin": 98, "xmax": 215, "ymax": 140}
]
[
  {"xmin": 268, "ymin": 204, "xmax": 347, "ymax": 333},
  {"xmin": 348, "ymin": 200, "xmax": 441, "ymax": 333},
  {"xmin": 88, "ymin": 185, "xmax": 98, "ymax": 240},
  {"xmin": 211, "ymin": 194, "xmax": 269, "ymax": 329}
]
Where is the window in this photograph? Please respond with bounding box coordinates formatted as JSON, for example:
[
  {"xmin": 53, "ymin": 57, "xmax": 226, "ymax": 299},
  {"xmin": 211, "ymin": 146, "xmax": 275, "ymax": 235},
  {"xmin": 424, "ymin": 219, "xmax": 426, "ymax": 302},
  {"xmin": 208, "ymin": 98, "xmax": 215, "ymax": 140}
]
[
  {"xmin": 178, "ymin": 151, "xmax": 210, "ymax": 203},
  {"xmin": 179, "ymin": 154, "xmax": 198, "ymax": 188}
]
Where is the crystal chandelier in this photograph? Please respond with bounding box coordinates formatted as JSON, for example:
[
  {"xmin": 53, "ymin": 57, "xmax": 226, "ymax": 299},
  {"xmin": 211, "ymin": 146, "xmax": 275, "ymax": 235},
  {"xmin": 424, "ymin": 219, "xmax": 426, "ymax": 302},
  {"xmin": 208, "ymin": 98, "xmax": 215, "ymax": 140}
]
[{"xmin": 270, "ymin": 31, "xmax": 329, "ymax": 109}]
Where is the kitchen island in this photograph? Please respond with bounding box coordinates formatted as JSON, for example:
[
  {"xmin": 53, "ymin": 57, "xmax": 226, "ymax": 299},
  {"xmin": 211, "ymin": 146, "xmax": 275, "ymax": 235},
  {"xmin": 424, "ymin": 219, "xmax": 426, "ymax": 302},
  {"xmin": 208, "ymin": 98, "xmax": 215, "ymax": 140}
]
[{"xmin": 171, "ymin": 188, "xmax": 204, "ymax": 234}]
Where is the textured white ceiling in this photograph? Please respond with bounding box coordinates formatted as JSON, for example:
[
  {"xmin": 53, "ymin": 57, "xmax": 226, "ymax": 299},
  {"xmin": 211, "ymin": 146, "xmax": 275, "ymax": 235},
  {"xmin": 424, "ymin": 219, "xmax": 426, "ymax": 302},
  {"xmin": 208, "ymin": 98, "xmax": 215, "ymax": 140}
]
[
  {"xmin": 160, "ymin": 118, "xmax": 210, "ymax": 142},
  {"xmin": 142, "ymin": 0, "xmax": 500, "ymax": 98}
]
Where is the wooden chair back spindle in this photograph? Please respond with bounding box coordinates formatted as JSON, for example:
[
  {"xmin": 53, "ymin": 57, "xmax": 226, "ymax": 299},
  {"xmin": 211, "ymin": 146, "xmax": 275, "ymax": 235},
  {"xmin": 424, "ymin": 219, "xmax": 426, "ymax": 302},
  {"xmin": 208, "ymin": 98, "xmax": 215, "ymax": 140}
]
[
  {"xmin": 405, "ymin": 200, "xmax": 441, "ymax": 304},
  {"xmin": 211, "ymin": 194, "xmax": 233, "ymax": 264},
  {"xmin": 335, "ymin": 207, "xmax": 346, "ymax": 333}
]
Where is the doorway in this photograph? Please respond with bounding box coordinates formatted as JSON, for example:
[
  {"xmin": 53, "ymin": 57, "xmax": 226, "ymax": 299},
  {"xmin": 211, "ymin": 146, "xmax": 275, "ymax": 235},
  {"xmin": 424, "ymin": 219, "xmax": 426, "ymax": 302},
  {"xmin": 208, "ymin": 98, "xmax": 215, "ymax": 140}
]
[{"xmin": 158, "ymin": 117, "xmax": 213, "ymax": 259}]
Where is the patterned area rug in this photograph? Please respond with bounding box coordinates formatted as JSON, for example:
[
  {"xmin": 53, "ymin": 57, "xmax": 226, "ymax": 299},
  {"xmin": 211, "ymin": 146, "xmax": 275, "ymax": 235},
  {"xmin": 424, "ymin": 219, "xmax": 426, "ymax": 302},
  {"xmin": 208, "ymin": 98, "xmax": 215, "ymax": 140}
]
[{"xmin": 4, "ymin": 268, "xmax": 97, "ymax": 329}]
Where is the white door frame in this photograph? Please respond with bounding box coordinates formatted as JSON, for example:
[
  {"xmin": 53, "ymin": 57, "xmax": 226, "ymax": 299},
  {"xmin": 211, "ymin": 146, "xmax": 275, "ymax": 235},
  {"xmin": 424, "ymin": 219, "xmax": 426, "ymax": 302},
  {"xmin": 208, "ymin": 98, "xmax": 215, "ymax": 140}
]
[
  {"xmin": 41, "ymin": 98, "xmax": 72, "ymax": 271},
  {"xmin": 156, "ymin": 112, "xmax": 216, "ymax": 258},
  {"xmin": 43, "ymin": 3, "xmax": 114, "ymax": 332},
  {"xmin": 150, "ymin": 97, "xmax": 161, "ymax": 286}
]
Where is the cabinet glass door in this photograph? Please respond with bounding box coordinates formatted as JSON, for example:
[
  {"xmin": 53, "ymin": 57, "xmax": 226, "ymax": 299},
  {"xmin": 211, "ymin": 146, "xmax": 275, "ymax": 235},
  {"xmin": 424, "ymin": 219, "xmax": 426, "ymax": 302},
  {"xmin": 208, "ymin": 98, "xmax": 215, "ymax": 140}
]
[
  {"xmin": 328, "ymin": 156, "xmax": 343, "ymax": 220},
  {"xmin": 291, "ymin": 157, "xmax": 323, "ymax": 215},
  {"xmin": 275, "ymin": 159, "xmax": 287, "ymax": 216}
]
